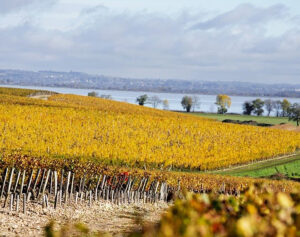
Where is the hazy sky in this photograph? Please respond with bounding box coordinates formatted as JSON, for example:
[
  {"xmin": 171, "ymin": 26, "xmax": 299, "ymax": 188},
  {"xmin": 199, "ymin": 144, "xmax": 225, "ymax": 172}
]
[{"xmin": 0, "ymin": 0, "xmax": 300, "ymax": 84}]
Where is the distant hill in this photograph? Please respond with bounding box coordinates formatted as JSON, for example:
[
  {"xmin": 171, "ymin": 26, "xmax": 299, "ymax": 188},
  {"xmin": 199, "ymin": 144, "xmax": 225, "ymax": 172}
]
[{"xmin": 0, "ymin": 69, "xmax": 299, "ymax": 98}]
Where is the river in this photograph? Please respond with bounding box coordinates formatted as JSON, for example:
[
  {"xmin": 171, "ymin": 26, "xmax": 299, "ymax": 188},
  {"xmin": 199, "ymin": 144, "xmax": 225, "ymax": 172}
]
[{"xmin": 1, "ymin": 84, "xmax": 300, "ymax": 115}]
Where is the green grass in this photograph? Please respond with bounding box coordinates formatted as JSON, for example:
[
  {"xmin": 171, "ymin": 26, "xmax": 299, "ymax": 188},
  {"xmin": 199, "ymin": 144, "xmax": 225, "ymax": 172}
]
[
  {"xmin": 215, "ymin": 153, "xmax": 300, "ymax": 178},
  {"xmin": 191, "ymin": 113, "xmax": 296, "ymax": 125}
]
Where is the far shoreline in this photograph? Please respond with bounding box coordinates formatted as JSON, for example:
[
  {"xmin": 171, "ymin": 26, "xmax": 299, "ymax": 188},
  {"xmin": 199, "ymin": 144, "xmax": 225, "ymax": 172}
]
[{"xmin": 1, "ymin": 83, "xmax": 300, "ymax": 99}]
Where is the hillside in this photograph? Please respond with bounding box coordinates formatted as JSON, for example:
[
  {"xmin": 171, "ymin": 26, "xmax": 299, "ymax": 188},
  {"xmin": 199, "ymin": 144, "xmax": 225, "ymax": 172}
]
[
  {"xmin": 1, "ymin": 87, "xmax": 300, "ymax": 236},
  {"xmin": 0, "ymin": 89, "xmax": 299, "ymax": 171}
]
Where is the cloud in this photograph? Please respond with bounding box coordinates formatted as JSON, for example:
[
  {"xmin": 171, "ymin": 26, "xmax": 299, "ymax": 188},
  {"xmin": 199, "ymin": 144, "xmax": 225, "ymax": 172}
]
[
  {"xmin": 0, "ymin": 3, "xmax": 299, "ymax": 84},
  {"xmin": 80, "ymin": 5, "xmax": 108, "ymax": 16},
  {"xmin": 191, "ymin": 4, "xmax": 288, "ymax": 30},
  {"xmin": 0, "ymin": 0, "xmax": 56, "ymax": 14}
]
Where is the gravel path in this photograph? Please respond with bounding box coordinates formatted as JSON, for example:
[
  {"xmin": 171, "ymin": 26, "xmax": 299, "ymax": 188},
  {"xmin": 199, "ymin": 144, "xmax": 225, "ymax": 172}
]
[{"xmin": 0, "ymin": 200, "xmax": 168, "ymax": 236}]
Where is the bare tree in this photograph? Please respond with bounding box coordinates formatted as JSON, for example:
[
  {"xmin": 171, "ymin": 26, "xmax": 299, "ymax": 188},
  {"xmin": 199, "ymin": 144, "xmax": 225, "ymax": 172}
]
[
  {"xmin": 100, "ymin": 94, "xmax": 112, "ymax": 99},
  {"xmin": 273, "ymin": 100, "xmax": 282, "ymax": 117},
  {"xmin": 149, "ymin": 96, "xmax": 162, "ymax": 108},
  {"xmin": 264, "ymin": 99, "xmax": 273, "ymax": 116},
  {"xmin": 191, "ymin": 96, "xmax": 201, "ymax": 112}
]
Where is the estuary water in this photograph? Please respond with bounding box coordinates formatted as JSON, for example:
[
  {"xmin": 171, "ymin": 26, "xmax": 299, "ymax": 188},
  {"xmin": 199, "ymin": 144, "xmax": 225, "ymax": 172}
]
[{"xmin": 1, "ymin": 84, "xmax": 300, "ymax": 115}]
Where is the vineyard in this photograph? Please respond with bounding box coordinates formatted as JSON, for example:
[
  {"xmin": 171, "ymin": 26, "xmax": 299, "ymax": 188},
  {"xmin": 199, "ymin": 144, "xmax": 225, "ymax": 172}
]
[
  {"xmin": 0, "ymin": 92, "xmax": 299, "ymax": 171},
  {"xmin": 0, "ymin": 164, "xmax": 299, "ymax": 215},
  {"xmin": 0, "ymin": 88, "xmax": 300, "ymax": 236},
  {"xmin": 132, "ymin": 185, "xmax": 300, "ymax": 237},
  {"xmin": 42, "ymin": 183, "xmax": 300, "ymax": 236},
  {"xmin": 0, "ymin": 166, "xmax": 172, "ymax": 214},
  {"xmin": 0, "ymin": 87, "xmax": 55, "ymax": 97}
]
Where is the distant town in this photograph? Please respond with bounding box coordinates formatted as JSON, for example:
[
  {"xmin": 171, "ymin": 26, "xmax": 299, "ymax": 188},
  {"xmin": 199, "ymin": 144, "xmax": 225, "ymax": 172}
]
[{"xmin": 0, "ymin": 69, "xmax": 299, "ymax": 98}]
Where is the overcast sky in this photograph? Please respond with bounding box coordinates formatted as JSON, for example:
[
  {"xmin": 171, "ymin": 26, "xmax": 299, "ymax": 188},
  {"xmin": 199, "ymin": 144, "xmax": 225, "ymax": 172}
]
[{"xmin": 0, "ymin": 0, "xmax": 300, "ymax": 84}]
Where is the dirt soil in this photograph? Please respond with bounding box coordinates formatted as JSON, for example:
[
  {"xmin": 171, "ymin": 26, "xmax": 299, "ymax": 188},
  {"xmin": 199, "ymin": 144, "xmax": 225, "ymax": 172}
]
[
  {"xmin": 272, "ymin": 124, "xmax": 300, "ymax": 132},
  {"xmin": 29, "ymin": 95, "xmax": 51, "ymax": 100},
  {"xmin": 0, "ymin": 200, "xmax": 168, "ymax": 236}
]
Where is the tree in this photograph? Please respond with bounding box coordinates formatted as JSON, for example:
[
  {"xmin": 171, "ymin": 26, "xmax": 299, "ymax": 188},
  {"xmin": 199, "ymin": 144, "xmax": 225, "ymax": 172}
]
[
  {"xmin": 181, "ymin": 96, "xmax": 193, "ymax": 112},
  {"xmin": 162, "ymin": 99, "xmax": 169, "ymax": 110},
  {"xmin": 100, "ymin": 94, "xmax": 112, "ymax": 99},
  {"xmin": 252, "ymin": 99, "xmax": 264, "ymax": 116},
  {"xmin": 148, "ymin": 96, "xmax": 162, "ymax": 108},
  {"xmin": 281, "ymin": 99, "xmax": 291, "ymax": 117},
  {"xmin": 191, "ymin": 95, "xmax": 201, "ymax": 112},
  {"xmin": 215, "ymin": 94, "xmax": 231, "ymax": 114},
  {"xmin": 88, "ymin": 91, "xmax": 98, "ymax": 97},
  {"xmin": 136, "ymin": 94, "xmax": 148, "ymax": 106},
  {"xmin": 288, "ymin": 103, "xmax": 300, "ymax": 126},
  {"xmin": 243, "ymin": 101, "xmax": 254, "ymax": 115},
  {"xmin": 264, "ymin": 99, "xmax": 273, "ymax": 116},
  {"xmin": 273, "ymin": 100, "xmax": 282, "ymax": 117}
]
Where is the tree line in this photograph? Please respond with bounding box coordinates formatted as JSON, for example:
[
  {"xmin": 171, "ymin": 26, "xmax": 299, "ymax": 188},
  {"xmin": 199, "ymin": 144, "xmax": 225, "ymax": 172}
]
[
  {"xmin": 242, "ymin": 98, "xmax": 299, "ymax": 126},
  {"xmin": 243, "ymin": 98, "xmax": 291, "ymax": 117},
  {"xmin": 136, "ymin": 94, "xmax": 299, "ymax": 126},
  {"xmin": 88, "ymin": 91, "xmax": 299, "ymax": 126},
  {"xmin": 136, "ymin": 94, "xmax": 170, "ymax": 110}
]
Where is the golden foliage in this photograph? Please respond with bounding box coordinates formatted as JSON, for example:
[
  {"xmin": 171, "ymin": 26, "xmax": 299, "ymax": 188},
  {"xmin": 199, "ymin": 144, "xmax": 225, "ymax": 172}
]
[
  {"xmin": 0, "ymin": 87, "xmax": 54, "ymax": 97},
  {"xmin": 0, "ymin": 93, "xmax": 299, "ymax": 170},
  {"xmin": 216, "ymin": 94, "xmax": 231, "ymax": 106},
  {"xmin": 136, "ymin": 185, "xmax": 300, "ymax": 237}
]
